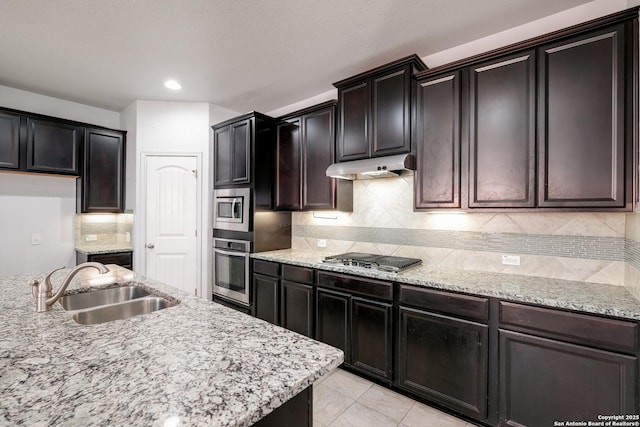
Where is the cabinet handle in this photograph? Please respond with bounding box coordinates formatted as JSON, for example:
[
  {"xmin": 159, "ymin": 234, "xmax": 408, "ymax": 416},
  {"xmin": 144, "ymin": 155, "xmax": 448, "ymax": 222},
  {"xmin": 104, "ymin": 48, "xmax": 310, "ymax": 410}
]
[{"xmin": 146, "ymin": 243, "xmax": 155, "ymax": 249}]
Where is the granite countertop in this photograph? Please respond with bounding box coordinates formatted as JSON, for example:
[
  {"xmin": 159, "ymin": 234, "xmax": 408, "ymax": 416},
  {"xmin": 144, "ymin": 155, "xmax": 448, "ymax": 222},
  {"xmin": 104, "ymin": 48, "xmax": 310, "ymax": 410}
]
[
  {"xmin": 0, "ymin": 266, "xmax": 343, "ymax": 426},
  {"xmin": 252, "ymin": 249, "xmax": 640, "ymax": 321},
  {"xmin": 75, "ymin": 244, "xmax": 134, "ymax": 254}
]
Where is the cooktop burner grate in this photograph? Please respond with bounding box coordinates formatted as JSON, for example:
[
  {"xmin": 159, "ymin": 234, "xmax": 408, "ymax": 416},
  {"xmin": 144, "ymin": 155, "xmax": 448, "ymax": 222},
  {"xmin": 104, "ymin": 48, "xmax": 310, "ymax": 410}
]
[{"xmin": 322, "ymin": 252, "xmax": 422, "ymax": 273}]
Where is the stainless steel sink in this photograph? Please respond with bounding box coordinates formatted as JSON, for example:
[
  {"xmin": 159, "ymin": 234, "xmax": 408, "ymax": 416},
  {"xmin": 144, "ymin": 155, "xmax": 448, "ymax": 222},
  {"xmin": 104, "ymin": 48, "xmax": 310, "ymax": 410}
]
[
  {"xmin": 59, "ymin": 286, "xmax": 150, "ymax": 310},
  {"xmin": 72, "ymin": 297, "xmax": 177, "ymax": 325}
]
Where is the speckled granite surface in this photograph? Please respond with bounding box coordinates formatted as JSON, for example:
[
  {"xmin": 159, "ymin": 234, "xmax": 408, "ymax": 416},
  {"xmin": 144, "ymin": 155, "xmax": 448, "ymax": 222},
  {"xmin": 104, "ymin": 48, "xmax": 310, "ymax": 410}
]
[
  {"xmin": 252, "ymin": 249, "xmax": 640, "ymax": 321},
  {"xmin": 75, "ymin": 244, "xmax": 133, "ymax": 255},
  {"xmin": 0, "ymin": 266, "xmax": 343, "ymax": 426}
]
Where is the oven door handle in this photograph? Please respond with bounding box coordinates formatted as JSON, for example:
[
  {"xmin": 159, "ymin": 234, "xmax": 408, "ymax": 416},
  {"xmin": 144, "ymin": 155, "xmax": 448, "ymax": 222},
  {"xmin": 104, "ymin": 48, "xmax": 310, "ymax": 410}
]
[{"xmin": 214, "ymin": 248, "xmax": 248, "ymax": 257}]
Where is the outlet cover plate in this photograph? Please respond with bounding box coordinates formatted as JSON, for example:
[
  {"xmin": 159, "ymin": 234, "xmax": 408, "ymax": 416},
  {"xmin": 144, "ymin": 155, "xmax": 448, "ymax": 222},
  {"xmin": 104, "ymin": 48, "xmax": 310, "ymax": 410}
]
[{"xmin": 502, "ymin": 255, "xmax": 521, "ymax": 266}]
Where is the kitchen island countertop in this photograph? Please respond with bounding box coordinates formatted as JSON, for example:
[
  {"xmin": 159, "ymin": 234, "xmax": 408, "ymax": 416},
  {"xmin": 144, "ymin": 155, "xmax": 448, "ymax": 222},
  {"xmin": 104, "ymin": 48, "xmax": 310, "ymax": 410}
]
[
  {"xmin": 252, "ymin": 249, "xmax": 640, "ymax": 321},
  {"xmin": 0, "ymin": 266, "xmax": 343, "ymax": 426}
]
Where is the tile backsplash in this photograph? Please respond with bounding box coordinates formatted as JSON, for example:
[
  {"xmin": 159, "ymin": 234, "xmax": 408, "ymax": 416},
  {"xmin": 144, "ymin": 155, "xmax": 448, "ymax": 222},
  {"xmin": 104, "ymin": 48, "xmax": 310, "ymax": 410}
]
[
  {"xmin": 74, "ymin": 213, "xmax": 134, "ymax": 246},
  {"xmin": 292, "ymin": 176, "xmax": 637, "ymax": 288}
]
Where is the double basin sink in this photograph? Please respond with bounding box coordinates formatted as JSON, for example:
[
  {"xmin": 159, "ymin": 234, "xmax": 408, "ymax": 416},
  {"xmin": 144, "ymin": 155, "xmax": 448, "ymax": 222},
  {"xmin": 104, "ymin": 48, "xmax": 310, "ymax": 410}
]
[{"xmin": 59, "ymin": 284, "xmax": 178, "ymax": 325}]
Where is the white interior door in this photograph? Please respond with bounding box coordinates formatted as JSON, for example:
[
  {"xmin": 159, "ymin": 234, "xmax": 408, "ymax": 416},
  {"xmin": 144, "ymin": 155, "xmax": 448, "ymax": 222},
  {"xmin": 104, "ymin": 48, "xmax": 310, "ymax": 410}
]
[{"xmin": 145, "ymin": 155, "xmax": 199, "ymax": 295}]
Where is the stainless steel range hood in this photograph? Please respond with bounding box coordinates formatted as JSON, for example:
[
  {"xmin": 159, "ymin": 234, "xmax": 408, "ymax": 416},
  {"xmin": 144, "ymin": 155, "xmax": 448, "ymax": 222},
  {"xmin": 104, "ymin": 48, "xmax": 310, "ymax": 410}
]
[{"xmin": 325, "ymin": 154, "xmax": 415, "ymax": 180}]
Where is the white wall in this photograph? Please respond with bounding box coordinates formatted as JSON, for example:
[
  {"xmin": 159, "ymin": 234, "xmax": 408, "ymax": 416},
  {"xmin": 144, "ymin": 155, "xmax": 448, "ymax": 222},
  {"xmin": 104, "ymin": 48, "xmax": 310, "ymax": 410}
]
[
  {"xmin": 0, "ymin": 86, "xmax": 122, "ymax": 275},
  {"xmin": 0, "ymin": 173, "xmax": 76, "ymax": 275}
]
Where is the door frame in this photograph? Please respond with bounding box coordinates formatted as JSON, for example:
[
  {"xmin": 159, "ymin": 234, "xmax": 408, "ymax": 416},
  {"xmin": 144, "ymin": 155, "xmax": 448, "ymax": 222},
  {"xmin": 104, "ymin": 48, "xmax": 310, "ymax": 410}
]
[{"xmin": 138, "ymin": 152, "xmax": 203, "ymax": 297}]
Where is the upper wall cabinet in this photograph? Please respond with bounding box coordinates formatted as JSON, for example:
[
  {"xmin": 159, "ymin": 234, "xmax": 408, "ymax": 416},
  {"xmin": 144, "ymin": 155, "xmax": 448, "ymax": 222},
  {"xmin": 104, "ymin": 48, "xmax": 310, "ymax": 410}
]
[
  {"xmin": 538, "ymin": 24, "xmax": 628, "ymax": 209},
  {"xmin": 78, "ymin": 128, "xmax": 126, "ymax": 213},
  {"xmin": 212, "ymin": 112, "xmax": 277, "ymax": 210},
  {"xmin": 276, "ymin": 101, "xmax": 352, "ymax": 212},
  {"xmin": 414, "ymin": 9, "xmax": 637, "ymax": 212},
  {"xmin": 334, "ymin": 55, "xmax": 427, "ymax": 162},
  {"xmin": 26, "ymin": 117, "xmax": 82, "ymax": 175},
  {"xmin": 0, "ymin": 111, "xmax": 20, "ymax": 169}
]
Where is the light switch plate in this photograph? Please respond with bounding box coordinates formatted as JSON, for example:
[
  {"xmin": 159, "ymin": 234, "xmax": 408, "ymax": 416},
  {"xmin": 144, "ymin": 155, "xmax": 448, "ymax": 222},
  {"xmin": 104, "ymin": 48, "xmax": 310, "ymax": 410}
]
[
  {"xmin": 85, "ymin": 234, "xmax": 98, "ymax": 241},
  {"xmin": 31, "ymin": 234, "xmax": 42, "ymax": 245},
  {"xmin": 502, "ymin": 255, "xmax": 521, "ymax": 266}
]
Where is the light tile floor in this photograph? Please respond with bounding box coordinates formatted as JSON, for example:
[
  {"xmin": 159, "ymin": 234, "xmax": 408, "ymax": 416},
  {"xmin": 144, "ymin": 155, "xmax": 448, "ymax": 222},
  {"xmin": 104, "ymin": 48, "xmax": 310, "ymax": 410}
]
[{"xmin": 313, "ymin": 368, "xmax": 476, "ymax": 427}]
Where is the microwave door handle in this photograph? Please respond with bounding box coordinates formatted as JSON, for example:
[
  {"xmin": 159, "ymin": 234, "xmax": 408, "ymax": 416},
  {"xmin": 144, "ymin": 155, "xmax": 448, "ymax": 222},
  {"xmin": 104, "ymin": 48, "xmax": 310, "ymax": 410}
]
[{"xmin": 232, "ymin": 198, "xmax": 240, "ymax": 218}]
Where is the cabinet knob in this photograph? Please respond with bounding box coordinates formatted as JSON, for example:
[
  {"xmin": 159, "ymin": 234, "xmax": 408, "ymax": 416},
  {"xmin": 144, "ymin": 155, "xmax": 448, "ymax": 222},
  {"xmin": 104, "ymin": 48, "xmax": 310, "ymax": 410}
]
[{"xmin": 146, "ymin": 243, "xmax": 155, "ymax": 249}]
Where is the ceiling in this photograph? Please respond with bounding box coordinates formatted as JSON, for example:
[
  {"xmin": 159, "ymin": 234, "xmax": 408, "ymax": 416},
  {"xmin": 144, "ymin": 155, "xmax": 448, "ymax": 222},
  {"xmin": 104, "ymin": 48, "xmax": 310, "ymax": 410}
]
[{"xmin": 0, "ymin": 0, "xmax": 595, "ymax": 114}]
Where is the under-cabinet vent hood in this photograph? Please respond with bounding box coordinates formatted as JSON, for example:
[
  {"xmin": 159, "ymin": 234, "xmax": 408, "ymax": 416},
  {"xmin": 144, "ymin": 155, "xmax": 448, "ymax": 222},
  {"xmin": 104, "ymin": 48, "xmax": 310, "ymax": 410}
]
[{"xmin": 326, "ymin": 154, "xmax": 415, "ymax": 180}]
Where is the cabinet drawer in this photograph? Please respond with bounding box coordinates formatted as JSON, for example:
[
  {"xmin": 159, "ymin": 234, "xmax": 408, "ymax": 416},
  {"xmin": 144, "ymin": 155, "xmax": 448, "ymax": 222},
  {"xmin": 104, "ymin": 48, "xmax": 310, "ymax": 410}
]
[
  {"xmin": 253, "ymin": 260, "xmax": 280, "ymax": 277},
  {"xmin": 316, "ymin": 271, "xmax": 392, "ymax": 302},
  {"xmin": 282, "ymin": 265, "xmax": 314, "ymax": 284},
  {"xmin": 88, "ymin": 251, "xmax": 132, "ymax": 268},
  {"xmin": 399, "ymin": 285, "xmax": 489, "ymax": 322},
  {"xmin": 499, "ymin": 301, "xmax": 638, "ymax": 353}
]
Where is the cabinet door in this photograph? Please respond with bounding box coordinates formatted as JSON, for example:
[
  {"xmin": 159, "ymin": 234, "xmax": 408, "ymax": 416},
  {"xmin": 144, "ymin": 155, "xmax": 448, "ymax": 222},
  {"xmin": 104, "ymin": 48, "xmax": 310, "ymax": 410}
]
[
  {"xmin": 337, "ymin": 81, "xmax": 370, "ymax": 161},
  {"xmin": 397, "ymin": 307, "xmax": 489, "ymax": 419},
  {"xmin": 538, "ymin": 25, "xmax": 627, "ymax": 208},
  {"xmin": 281, "ymin": 280, "xmax": 314, "ymax": 337},
  {"xmin": 372, "ymin": 67, "xmax": 411, "ymax": 157},
  {"xmin": 214, "ymin": 119, "xmax": 251, "ymax": 187},
  {"xmin": 80, "ymin": 128, "xmax": 125, "ymax": 213},
  {"xmin": 26, "ymin": 118, "xmax": 81, "ymax": 174},
  {"xmin": 499, "ymin": 329, "xmax": 637, "ymax": 426},
  {"xmin": 86, "ymin": 251, "xmax": 132, "ymax": 269},
  {"xmin": 302, "ymin": 106, "xmax": 336, "ymax": 210},
  {"xmin": 254, "ymin": 273, "xmax": 280, "ymax": 325},
  {"xmin": 230, "ymin": 119, "xmax": 251, "ymax": 184},
  {"xmin": 275, "ymin": 119, "xmax": 302, "ymax": 210},
  {"xmin": 0, "ymin": 112, "xmax": 21, "ymax": 169},
  {"xmin": 415, "ymin": 71, "xmax": 461, "ymax": 209},
  {"xmin": 316, "ymin": 288, "xmax": 350, "ymax": 362},
  {"xmin": 469, "ymin": 52, "xmax": 536, "ymax": 208},
  {"xmin": 351, "ymin": 297, "xmax": 393, "ymax": 382}
]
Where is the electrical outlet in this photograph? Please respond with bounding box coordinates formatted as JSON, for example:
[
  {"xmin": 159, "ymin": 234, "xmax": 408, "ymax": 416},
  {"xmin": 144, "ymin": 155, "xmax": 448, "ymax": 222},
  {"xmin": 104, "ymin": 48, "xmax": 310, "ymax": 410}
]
[
  {"xmin": 125, "ymin": 232, "xmax": 131, "ymax": 243},
  {"xmin": 85, "ymin": 234, "xmax": 98, "ymax": 242},
  {"xmin": 31, "ymin": 234, "xmax": 42, "ymax": 245},
  {"xmin": 317, "ymin": 239, "xmax": 327, "ymax": 248},
  {"xmin": 502, "ymin": 255, "xmax": 521, "ymax": 266}
]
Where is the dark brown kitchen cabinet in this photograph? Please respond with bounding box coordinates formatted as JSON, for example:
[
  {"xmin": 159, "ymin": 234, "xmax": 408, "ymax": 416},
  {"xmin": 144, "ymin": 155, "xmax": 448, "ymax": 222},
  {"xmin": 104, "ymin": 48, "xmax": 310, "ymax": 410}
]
[
  {"xmin": 414, "ymin": 71, "xmax": 461, "ymax": 209},
  {"xmin": 276, "ymin": 102, "xmax": 351, "ymax": 211},
  {"xmin": 254, "ymin": 273, "xmax": 280, "ymax": 325},
  {"xmin": 78, "ymin": 128, "xmax": 125, "ymax": 213},
  {"xmin": 413, "ymin": 9, "xmax": 637, "ymax": 212},
  {"xmin": 469, "ymin": 51, "xmax": 536, "ymax": 208},
  {"xmin": 212, "ymin": 112, "xmax": 277, "ymax": 210},
  {"xmin": 316, "ymin": 271, "xmax": 393, "ymax": 383},
  {"xmin": 76, "ymin": 251, "xmax": 132, "ymax": 269},
  {"xmin": 26, "ymin": 117, "xmax": 82, "ymax": 175},
  {"xmin": 498, "ymin": 301, "xmax": 638, "ymax": 426},
  {"xmin": 252, "ymin": 260, "xmax": 315, "ymax": 338},
  {"xmin": 396, "ymin": 285, "xmax": 490, "ymax": 420},
  {"xmin": 0, "ymin": 111, "xmax": 21, "ymax": 169},
  {"xmin": 538, "ymin": 24, "xmax": 630, "ymax": 208},
  {"xmin": 214, "ymin": 118, "xmax": 250, "ymax": 186},
  {"xmin": 334, "ymin": 55, "xmax": 426, "ymax": 162}
]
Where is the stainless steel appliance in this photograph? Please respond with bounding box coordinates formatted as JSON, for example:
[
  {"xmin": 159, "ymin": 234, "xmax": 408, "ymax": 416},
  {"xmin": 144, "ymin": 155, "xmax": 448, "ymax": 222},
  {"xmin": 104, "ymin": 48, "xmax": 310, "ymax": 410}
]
[
  {"xmin": 322, "ymin": 252, "xmax": 422, "ymax": 273},
  {"xmin": 213, "ymin": 188, "xmax": 250, "ymax": 232},
  {"xmin": 213, "ymin": 238, "xmax": 251, "ymax": 305}
]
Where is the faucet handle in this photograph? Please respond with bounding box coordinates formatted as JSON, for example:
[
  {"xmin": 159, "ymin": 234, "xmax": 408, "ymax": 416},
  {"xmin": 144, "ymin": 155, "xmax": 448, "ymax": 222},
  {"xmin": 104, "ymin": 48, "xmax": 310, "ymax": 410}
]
[{"xmin": 27, "ymin": 279, "xmax": 39, "ymax": 300}]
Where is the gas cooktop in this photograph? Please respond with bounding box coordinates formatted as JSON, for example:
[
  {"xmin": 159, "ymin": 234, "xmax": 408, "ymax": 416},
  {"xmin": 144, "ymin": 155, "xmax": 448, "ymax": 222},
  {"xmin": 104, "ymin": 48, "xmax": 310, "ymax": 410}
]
[{"xmin": 322, "ymin": 252, "xmax": 422, "ymax": 273}]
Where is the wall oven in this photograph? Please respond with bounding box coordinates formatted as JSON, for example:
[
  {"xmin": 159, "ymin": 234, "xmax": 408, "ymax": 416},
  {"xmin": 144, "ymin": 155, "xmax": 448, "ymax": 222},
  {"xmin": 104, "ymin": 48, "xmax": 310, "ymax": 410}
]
[
  {"xmin": 212, "ymin": 238, "xmax": 251, "ymax": 306},
  {"xmin": 213, "ymin": 188, "xmax": 250, "ymax": 232}
]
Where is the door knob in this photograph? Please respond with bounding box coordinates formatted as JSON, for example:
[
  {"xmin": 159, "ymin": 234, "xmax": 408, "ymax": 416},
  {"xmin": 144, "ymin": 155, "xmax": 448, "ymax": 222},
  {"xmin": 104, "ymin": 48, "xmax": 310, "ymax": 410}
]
[{"xmin": 146, "ymin": 243, "xmax": 155, "ymax": 249}]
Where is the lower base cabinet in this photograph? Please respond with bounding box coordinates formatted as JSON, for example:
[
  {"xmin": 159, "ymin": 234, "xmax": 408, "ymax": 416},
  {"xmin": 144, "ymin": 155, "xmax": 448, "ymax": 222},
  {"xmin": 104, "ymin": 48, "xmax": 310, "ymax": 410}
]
[
  {"xmin": 316, "ymin": 272, "xmax": 393, "ymax": 383},
  {"xmin": 281, "ymin": 280, "xmax": 314, "ymax": 337},
  {"xmin": 76, "ymin": 251, "xmax": 132, "ymax": 269},
  {"xmin": 499, "ymin": 330, "xmax": 637, "ymax": 426},
  {"xmin": 397, "ymin": 307, "xmax": 489, "ymax": 419}
]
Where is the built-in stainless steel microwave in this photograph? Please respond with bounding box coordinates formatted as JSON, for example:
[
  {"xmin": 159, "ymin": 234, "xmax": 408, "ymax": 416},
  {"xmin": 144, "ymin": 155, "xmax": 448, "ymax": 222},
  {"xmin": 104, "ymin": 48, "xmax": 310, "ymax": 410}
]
[{"xmin": 213, "ymin": 188, "xmax": 250, "ymax": 232}]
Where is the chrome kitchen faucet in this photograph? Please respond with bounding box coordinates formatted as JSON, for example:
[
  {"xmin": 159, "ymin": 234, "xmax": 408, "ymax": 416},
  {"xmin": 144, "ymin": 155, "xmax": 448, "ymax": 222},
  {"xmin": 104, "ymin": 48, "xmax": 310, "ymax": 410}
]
[{"xmin": 29, "ymin": 262, "xmax": 110, "ymax": 312}]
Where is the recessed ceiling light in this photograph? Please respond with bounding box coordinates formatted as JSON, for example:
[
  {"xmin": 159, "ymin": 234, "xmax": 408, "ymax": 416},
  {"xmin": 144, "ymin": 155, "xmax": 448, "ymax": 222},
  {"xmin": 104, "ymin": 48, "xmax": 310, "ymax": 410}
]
[{"xmin": 164, "ymin": 79, "xmax": 182, "ymax": 90}]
